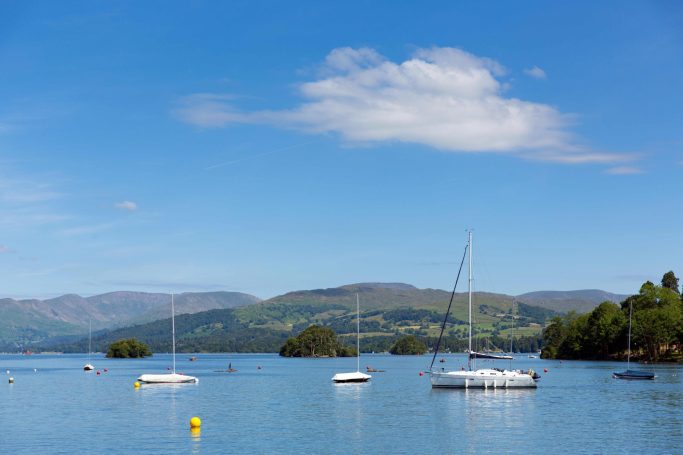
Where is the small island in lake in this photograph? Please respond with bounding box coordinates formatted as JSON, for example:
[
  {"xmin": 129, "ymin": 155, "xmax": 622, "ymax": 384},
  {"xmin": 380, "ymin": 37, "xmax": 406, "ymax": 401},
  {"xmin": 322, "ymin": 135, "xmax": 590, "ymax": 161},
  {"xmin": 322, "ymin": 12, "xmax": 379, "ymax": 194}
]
[
  {"xmin": 279, "ymin": 325, "xmax": 356, "ymax": 357},
  {"xmin": 106, "ymin": 338, "xmax": 152, "ymax": 358},
  {"xmin": 389, "ymin": 335, "xmax": 427, "ymax": 355}
]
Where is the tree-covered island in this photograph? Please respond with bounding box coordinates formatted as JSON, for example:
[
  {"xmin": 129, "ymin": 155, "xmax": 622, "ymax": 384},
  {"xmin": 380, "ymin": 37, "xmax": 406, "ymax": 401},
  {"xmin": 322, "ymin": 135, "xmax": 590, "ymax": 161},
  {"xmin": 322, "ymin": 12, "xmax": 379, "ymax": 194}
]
[
  {"xmin": 106, "ymin": 338, "xmax": 153, "ymax": 358},
  {"xmin": 279, "ymin": 325, "xmax": 356, "ymax": 357},
  {"xmin": 389, "ymin": 335, "xmax": 428, "ymax": 355},
  {"xmin": 542, "ymin": 271, "xmax": 682, "ymax": 362}
]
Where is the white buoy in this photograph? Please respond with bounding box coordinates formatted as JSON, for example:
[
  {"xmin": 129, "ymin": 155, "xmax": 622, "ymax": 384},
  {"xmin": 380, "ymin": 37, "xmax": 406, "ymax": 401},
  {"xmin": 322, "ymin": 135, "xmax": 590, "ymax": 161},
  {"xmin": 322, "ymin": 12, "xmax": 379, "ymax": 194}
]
[{"xmin": 9, "ymin": 377, "xmax": 14, "ymax": 384}]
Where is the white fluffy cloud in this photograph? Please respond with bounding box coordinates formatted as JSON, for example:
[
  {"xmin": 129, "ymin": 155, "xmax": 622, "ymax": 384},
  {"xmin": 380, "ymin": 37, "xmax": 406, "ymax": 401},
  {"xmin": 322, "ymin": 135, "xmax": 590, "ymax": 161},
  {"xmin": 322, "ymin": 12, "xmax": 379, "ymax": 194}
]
[
  {"xmin": 115, "ymin": 201, "xmax": 138, "ymax": 211},
  {"xmin": 176, "ymin": 47, "xmax": 631, "ymax": 164},
  {"xmin": 524, "ymin": 66, "xmax": 547, "ymax": 79}
]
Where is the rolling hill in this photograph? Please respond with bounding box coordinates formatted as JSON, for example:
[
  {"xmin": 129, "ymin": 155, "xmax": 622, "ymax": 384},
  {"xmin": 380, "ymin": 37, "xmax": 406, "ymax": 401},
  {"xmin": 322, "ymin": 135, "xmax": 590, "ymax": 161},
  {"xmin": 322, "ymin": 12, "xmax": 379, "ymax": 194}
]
[
  {"xmin": 4, "ymin": 282, "xmax": 628, "ymax": 351},
  {"xmin": 515, "ymin": 290, "xmax": 628, "ymax": 314},
  {"xmin": 0, "ymin": 291, "xmax": 260, "ymax": 348}
]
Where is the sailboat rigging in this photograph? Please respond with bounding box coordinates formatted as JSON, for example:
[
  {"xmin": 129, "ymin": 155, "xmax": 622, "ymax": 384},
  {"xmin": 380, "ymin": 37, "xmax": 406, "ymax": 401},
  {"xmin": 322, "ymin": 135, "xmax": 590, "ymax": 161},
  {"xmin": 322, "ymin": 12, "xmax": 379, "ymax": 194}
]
[
  {"xmin": 332, "ymin": 294, "xmax": 371, "ymax": 383},
  {"xmin": 137, "ymin": 294, "xmax": 198, "ymax": 384},
  {"xmin": 613, "ymin": 300, "xmax": 655, "ymax": 380},
  {"xmin": 430, "ymin": 231, "xmax": 537, "ymax": 389}
]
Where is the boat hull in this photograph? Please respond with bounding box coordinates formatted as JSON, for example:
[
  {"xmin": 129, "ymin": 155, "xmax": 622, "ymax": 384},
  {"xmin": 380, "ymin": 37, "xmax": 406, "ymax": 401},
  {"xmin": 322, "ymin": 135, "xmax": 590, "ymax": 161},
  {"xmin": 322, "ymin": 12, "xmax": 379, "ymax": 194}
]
[
  {"xmin": 430, "ymin": 368, "xmax": 537, "ymax": 389},
  {"xmin": 137, "ymin": 373, "xmax": 199, "ymax": 384},
  {"xmin": 332, "ymin": 371, "xmax": 371, "ymax": 383},
  {"xmin": 83, "ymin": 364, "xmax": 94, "ymax": 371},
  {"xmin": 612, "ymin": 369, "xmax": 655, "ymax": 380}
]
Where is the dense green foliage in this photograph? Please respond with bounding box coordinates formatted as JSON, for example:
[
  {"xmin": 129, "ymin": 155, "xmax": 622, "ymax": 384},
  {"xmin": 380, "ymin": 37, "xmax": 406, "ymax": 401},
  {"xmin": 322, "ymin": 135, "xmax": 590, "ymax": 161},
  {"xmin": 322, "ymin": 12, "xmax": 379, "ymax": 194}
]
[
  {"xmin": 661, "ymin": 271, "xmax": 680, "ymax": 294},
  {"xmin": 279, "ymin": 325, "xmax": 355, "ymax": 357},
  {"xmin": 542, "ymin": 273, "xmax": 683, "ymax": 362},
  {"xmin": 389, "ymin": 335, "xmax": 427, "ymax": 355},
  {"xmin": 106, "ymin": 338, "xmax": 152, "ymax": 358}
]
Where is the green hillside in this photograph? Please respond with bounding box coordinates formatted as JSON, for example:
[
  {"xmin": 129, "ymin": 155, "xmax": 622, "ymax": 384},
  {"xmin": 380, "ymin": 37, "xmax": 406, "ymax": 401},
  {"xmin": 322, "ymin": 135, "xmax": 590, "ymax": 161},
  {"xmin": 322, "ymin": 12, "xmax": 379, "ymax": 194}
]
[
  {"xmin": 47, "ymin": 283, "xmax": 555, "ymax": 353},
  {"xmin": 238, "ymin": 284, "xmax": 554, "ymax": 343}
]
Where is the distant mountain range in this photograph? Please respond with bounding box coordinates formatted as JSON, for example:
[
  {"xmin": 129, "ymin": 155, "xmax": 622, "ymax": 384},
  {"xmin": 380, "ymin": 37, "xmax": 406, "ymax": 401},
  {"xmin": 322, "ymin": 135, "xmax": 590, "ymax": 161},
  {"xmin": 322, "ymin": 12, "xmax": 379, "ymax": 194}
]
[
  {"xmin": 0, "ymin": 283, "xmax": 626, "ymax": 350},
  {"xmin": 515, "ymin": 290, "xmax": 628, "ymax": 313},
  {"xmin": 6, "ymin": 282, "xmax": 632, "ymax": 353},
  {"xmin": 0, "ymin": 291, "xmax": 260, "ymax": 348}
]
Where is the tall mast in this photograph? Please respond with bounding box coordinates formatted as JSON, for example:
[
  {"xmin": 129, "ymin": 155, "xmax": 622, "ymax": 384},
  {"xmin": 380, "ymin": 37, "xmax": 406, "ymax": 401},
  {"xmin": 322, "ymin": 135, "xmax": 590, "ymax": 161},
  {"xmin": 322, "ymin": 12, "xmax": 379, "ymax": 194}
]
[
  {"xmin": 88, "ymin": 319, "xmax": 92, "ymax": 361},
  {"xmin": 171, "ymin": 293, "xmax": 176, "ymax": 374},
  {"xmin": 356, "ymin": 293, "xmax": 360, "ymax": 373},
  {"xmin": 468, "ymin": 230, "xmax": 473, "ymax": 371},
  {"xmin": 510, "ymin": 300, "xmax": 514, "ymax": 370},
  {"xmin": 627, "ymin": 300, "xmax": 632, "ymax": 369}
]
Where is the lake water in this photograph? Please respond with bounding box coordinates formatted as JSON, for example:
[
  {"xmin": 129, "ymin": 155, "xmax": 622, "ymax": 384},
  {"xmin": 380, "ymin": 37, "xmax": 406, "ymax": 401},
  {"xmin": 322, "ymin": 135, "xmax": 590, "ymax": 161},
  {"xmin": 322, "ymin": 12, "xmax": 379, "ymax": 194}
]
[{"xmin": 1, "ymin": 353, "xmax": 681, "ymax": 454}]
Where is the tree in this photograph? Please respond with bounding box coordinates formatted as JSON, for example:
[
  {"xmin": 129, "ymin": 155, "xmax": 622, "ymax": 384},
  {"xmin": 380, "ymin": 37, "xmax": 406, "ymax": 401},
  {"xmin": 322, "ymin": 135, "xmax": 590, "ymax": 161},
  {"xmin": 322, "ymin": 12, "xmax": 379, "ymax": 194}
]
[
  {"xmin": 661, "ymin": 271, "xmax": 680, "ymax": 294},
  {"xmin": 106, "ymin": 338, "xmax": 152, "ymax": 358},
  {"xmin": 389, "ymin": 335, "xmax": 427, "ymax": 355},
  {"xmin": 279, "ymin": 325, "xmax": 354, "ymax": 357},
  {"xmin": 584, "ymin": 302, "xmax": 626, "ymax": 358}
]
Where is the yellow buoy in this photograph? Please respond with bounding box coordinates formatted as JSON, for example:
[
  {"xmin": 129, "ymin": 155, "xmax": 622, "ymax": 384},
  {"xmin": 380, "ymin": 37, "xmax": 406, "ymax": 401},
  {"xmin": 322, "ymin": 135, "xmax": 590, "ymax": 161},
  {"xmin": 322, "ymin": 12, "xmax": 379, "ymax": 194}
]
[
  {"xmin": 134, "ymin": 381, "xmax": 140, "ymax": 388},
  {"xmin": 190, "ymin": 416, "xmax": 201, "ymax": 429}
]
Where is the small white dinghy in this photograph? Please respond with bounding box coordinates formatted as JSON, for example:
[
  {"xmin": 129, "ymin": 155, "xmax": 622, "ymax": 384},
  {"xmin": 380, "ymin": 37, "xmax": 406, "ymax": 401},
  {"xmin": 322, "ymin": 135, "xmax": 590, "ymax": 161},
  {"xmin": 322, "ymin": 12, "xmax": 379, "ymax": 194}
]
[
  {"xmin": 137, "ymin": 294, "xmax": 198, "ymax": 384},
  {"xmin": 332, "ymin": 294, "xmax": 371, "ymax": 384},
  {"xmin": 332, "ymin": 371, "xmax": 371, "ymax": 383},
  {"xmin": 137, "ymin": 373, "xmax": 198, "ymax": 384}
]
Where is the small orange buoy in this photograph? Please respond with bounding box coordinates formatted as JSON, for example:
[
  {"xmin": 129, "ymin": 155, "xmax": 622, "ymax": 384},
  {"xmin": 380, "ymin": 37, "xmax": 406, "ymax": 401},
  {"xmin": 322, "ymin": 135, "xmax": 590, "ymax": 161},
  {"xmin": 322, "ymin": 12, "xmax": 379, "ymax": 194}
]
[
  {"xmin": 544, "ymin": 368, "xmax": 548, "ymax": 373},
  {"xmin": 419, "ymin": 371, "xmax": 424, "ymax": 376},
  {"xmin": 96, "ymin": 370, "xmax": 101, "ymax": 375}
]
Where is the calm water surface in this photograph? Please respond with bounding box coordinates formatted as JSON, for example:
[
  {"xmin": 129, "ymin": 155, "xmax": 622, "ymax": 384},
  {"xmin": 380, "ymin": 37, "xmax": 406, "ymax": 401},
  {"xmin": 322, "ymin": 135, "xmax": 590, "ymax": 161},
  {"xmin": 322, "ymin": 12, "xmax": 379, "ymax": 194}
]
[{"xmin": 1, "ymin": 353, "xmax": 680, "ymax": 454}]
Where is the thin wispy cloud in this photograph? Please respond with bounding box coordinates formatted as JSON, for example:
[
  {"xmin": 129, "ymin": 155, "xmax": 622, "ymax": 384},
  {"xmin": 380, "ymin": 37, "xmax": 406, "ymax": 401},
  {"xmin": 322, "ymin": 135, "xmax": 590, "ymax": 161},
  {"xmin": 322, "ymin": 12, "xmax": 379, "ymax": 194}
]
[
  {"xmin": 0, "ymin": 179, "xmax": 61, "ymax": 204},
  {"xmin": 205, "ymin": 141, "xmax": 315, "ymax": 170},
  {"xmin": 0, "ymin": 171, "xmax": 68, "ymax": 229},
  {"xmin": 605, "ymin": 166, "xmax": 644, "ymax": 175},
  {"xmin": 58, "ymin": 223, "xmax": 116, "ymax": 237},
  {"xmin": 115, "ymin": 200, "xmax": 138, "ymax": 211},
  {"xmin": 176, "ymin": 47, "xmax": 631, "ymax": 165},
  {"xmin": 524, "ymin": 66, "xmax": 547, "ymax": 79}
]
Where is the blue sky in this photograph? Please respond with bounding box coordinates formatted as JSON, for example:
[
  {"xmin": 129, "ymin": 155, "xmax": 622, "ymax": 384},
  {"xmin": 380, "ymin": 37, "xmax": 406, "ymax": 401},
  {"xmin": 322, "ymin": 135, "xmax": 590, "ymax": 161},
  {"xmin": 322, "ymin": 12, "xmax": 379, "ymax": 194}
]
[{"xmin": 1, "ymin": 1, "xmax": 681, "ymax": 299}]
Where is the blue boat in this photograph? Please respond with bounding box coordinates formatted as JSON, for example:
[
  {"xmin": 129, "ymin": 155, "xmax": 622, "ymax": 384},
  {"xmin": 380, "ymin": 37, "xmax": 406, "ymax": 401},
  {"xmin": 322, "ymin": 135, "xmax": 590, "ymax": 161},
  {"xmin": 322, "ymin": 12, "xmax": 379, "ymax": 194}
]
[{"xmin": 613, "ymin": 369, "xmax": 655, "ymax": 380}]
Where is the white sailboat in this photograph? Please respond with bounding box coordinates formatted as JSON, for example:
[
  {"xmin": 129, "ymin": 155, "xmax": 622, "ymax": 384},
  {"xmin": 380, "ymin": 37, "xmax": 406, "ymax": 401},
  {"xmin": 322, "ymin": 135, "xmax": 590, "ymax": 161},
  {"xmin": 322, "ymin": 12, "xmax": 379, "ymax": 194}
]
[
  {"xmin": 137, "ymin": 294, "xmax": 198, "ymax": 384},
  {"xmin": 83, "ymin": 319, "xmax": 94, "ymax": 371},
  {"xmin": 430, "ymin": 231, "xmax": 537, "ymax": 389},
  {"xmin": 332, "ymin": 294, "xmax": 371, "ymax": 383}
]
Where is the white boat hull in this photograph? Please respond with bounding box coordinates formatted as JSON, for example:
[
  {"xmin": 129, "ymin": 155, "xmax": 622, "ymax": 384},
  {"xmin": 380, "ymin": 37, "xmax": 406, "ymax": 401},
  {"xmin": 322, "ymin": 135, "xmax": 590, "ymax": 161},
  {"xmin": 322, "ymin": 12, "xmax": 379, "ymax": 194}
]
[
  {"xmin": 83, "ymin": 364, "xmax": 94, "ymax": 371},
  {"xmin": 431, "ymin": 368, "xmax": 537, "ymax": 389},
  {"xmin": 137, "ymin": 373, "xmax": 198, "ymax": 384},
  {"xmin": 332, "ymin": 371, "xmax": 371, "ymax": 383}
]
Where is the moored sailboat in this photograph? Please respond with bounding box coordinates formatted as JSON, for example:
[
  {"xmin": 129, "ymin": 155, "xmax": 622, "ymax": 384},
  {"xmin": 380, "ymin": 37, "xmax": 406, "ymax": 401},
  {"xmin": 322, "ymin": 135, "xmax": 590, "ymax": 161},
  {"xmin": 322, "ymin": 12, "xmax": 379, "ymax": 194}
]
[
  {"xmin": 137, "ymin": 294, "xmax": 198, "ymax": 384},
  {"xmin": 613, "ymin": 300, "xmax": 655, "ymax": 380},
  {"xmin": 83, "ymin": 319, "xmax": 94, "ymax": 371},
  {"xmin": 332, "ymin": 294, "xmax": 371, "ymax": 383},
  {"xmin": 430, "ymin": 231, "xmax": 537, "ymax": 389}
]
